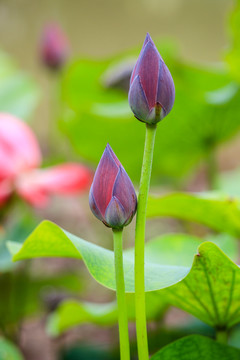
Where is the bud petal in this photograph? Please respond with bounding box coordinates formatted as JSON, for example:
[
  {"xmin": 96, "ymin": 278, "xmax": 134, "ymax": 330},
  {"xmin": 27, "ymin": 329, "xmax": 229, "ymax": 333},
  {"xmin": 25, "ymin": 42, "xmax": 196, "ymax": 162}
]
[
  {"xmin": 89, "ymin": 145, "xmax": 137, "ymax": 229},
  {"xmin": 112, "ymin": 167, "xmax": 137, "ymax": 221},
  {"xmin": 104, "ymin": 196, "xmax": 126, "ymax": 228},
  {"xmin": 128, "ymin": 33, "xmax": 175, "ymax": 125},
  {"xmin": 157, "ymin": 60, "xmax": 175, "ymax": 117},
  {"xmin": 133, "ymin": 41, "xmax": 160, "ymax": 109},
  {"xmin": 89, "ymin": 190, "xmax": 104, "ymax": 222},
  {"xmin": 90, "ymin": 145, "xmax": 119, "ymax": 217},
  {"xmin": 128, "ymin": 75, "xmax": 150, "ymax": 123}
]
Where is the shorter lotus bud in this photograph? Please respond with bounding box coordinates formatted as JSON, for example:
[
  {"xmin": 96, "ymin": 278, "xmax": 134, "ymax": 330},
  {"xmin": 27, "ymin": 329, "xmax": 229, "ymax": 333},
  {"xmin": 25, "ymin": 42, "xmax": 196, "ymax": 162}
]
[
  {"xmin": 40, "ymin": 23, "xmax": 69, "ymax": 70},
  {"xmin": 89, "ymin": 144, "xmax": 137, "ymax": 229},
  {"xmin": 128, "ymin": 33, "xmax": 175, "ymax": 125}
]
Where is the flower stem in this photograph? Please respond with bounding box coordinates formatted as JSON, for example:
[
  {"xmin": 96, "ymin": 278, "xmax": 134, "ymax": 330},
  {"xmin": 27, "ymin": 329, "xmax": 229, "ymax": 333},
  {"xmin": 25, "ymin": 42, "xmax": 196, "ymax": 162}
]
[
  {"xmin": 113, "ymin": 228, "xmax": 131, "ymax": 360},
  {"xmin": 135, "ymin": 123, "xmax": 157, "ymax": 360}
]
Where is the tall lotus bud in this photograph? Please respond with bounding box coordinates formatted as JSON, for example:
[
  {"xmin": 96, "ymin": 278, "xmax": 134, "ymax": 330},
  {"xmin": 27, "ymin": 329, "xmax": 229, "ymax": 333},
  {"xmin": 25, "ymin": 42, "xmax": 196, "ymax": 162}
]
[
  {"xmin": 128, "ymin": 33, "xmax": 175, "ymax": 125},
  {"xmin": 40, "ymin": 23, "xmax": 69, "ymax": 70},
  {"xmin": 89, "ymin": 144, "xmax": 137, "ymax": 229}
]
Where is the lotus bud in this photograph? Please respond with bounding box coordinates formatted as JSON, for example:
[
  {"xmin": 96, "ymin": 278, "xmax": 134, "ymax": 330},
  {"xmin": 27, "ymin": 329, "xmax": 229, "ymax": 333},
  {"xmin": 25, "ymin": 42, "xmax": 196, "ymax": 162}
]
[
  {"xmin": 40, "ymin": 23, "xmax": 69, "ymax": 70},
  {"xmin": 89, "ymin": 144, "xmax": 137, "ymax": 229},
  {"xmin": 128, "ymin": 33, "xmax": 175, "ymax": 125}
]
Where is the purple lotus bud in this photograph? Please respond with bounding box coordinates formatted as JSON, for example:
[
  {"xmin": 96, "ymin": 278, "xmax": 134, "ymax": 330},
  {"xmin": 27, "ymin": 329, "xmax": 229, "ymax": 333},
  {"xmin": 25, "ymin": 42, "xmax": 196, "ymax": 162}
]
[
  {"xmin": 89, "ymin": 144, "xmax": 137, "ymax": 229},
  {"xmin": 128, "ymin": 33, "xmax": 175, "ymax": 124},
  {"xmin": 40, "ymin": 23, "xmax": 69, "ymax": 70}
]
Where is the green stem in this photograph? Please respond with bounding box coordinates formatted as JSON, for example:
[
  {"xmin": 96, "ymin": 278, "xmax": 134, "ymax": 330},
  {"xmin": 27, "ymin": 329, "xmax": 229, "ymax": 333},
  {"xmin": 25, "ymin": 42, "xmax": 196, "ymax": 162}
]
[
  {"xmin": 113, "ymin": 229, "xmax": 130, "ymax": 360},
  {"xmin": 135, "ymin": 123, "xmax": 157, "ymax": 360},
  {"xmin": 216, "ymin": 329, "xmax": 228, "ymax": 344}
]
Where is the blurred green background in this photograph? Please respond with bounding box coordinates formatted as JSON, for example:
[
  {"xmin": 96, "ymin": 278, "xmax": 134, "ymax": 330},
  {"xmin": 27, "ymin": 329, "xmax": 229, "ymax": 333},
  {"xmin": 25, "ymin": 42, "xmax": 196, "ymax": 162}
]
[
  {"xmin": 0, "ymin": 0, "xmax": 232, "ymax": 64},
  {"xmin": 0, "ymin": 0, "xmax": 237, "ymax": 187},
  {"xmin": 1, "ymin": 1, "xmax": 240, "ymax": 360}
]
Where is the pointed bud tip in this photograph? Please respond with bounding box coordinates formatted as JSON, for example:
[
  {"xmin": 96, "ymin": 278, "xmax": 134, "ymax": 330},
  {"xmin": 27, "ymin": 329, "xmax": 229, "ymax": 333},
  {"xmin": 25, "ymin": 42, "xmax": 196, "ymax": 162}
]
[
  {"xmin": 106, "ymin": 143, "xmax": 111, "ymax": 151},
  {"xmin": 102, "ymin": 143, "xmax": 114, "ymax": 161},
  {"xmin": 142, "ymin": 32, "xmax": 153, "ymax": 48},
  {"xmin": 145, "ymin": 32, "xmax": 152, "ymax": 42},
  {"xmin": 105, "ymin": 143, "xmax": 121, "ymax": 167}
]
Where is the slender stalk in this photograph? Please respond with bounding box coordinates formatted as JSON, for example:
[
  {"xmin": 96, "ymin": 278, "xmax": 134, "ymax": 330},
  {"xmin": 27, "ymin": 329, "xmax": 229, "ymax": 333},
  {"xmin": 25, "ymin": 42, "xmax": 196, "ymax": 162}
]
[
  {"xmin": 135, "ymin": 123, "xmax": 157, "ymax": 360},
  {"xmin": 216, "ymin": 329, "xmax": 228, "ymax": 344},
  {"xmin": 113, "ymin": 228, "xmax": 130, "ymax": 360}
]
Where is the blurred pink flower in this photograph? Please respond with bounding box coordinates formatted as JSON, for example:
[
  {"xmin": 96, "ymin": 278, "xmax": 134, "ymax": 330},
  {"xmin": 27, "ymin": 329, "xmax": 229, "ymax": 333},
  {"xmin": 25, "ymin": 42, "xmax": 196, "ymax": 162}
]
[
  {"xmin": 40, "ymin": 23, "xmax": 69, "ymax": 70},
  {"xmin": 0, "ymin": 113, "xmax": 92, "ymax": 207}
]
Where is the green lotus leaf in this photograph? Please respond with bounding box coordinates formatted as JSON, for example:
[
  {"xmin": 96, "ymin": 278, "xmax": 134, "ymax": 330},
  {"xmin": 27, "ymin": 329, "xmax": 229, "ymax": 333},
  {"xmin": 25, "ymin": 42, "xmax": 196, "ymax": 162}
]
[
  {"xmin": 0, "ymin": 337, "xmax": 23, "ymax": 360},
  {"xmin": 8, "ymin": 221, "xmax": 240, "ymax": 329},
  {"xmin": 159, "ymin": 241, "xmax": 240, "ymax": 329},
  {"xmin": 151, "ymin": 335, "xmax": 240, "ymax": 360},
  {"xmin": 147, "ymin": 192, "xmax": 240, "ymax": 237},
  {"xmin": 7, "ymin": 221, "xmax": 190, "ymax": 293},
  {"xmin": 0, "ymin": 51, "xmax": 40, "ymax": 120},
  {"xmin": 47, "ymin": 292, "xmax": 167, "ymax": 336}
]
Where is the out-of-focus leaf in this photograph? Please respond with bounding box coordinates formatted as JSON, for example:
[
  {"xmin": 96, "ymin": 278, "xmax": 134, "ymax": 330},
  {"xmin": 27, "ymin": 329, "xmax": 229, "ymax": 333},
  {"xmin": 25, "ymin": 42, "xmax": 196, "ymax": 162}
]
[
  {"xmin": 226, "ymin": 0, "xmax": 240, "ymax": 82},
  {"xmin": 219, "ymin": 168, "xmax": 240, "ymax": 197},
  {"xmin": 0, "ymin": 241, "xmax": 13, "ymax": 272},
  {"xmin": 0, "ymin": 337, "xmax": 23, "ymax": 360},
  {"xmin": 205, "ymin": 82, "xmax": 239, "ymax": 105},
  {"xmin": 0, "ymin": 271, "xmax": 82, "ymax": 327},
  {"xmin": 47, "ymin": 292, "xmax": 167, "ymax": 336},
  {"xmin": 147, "ymin": 192, "xmax": 240, "ymax": 237},
  {"xmin": 0, "ymin": 213, "xmax": 38, "ymax": 271},
  {"xmin": 229, "ymin": 324, "xmax": 240, "ymax": 349},
  {"xmin": 127, "ymin": 232, "xmax": 237, "ymax": 265},
  {"xmin": 0, "ymin": 52, "xmax": 40, "ymax": 120},
  {"xmin": 151, "ymin": 335, "xmax": 240, "ymax": 360},
  {"xmin": 59, "ymin": 40, "xmax": 240, "ymax": 183},
  {"xmin": 61, "ymin": 345, "xmax": 117, "ymax": 360},
  {"xmin": 47, "ymin": 300, "xmax": 117, "ymax": 335}
]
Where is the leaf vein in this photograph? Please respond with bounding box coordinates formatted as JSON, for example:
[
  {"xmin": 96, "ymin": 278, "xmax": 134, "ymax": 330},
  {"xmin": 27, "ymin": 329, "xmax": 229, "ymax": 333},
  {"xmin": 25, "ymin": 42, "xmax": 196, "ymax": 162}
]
[{"xmin": 201, "ymin": 259, "xmax": 220, "ymax": 325}]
